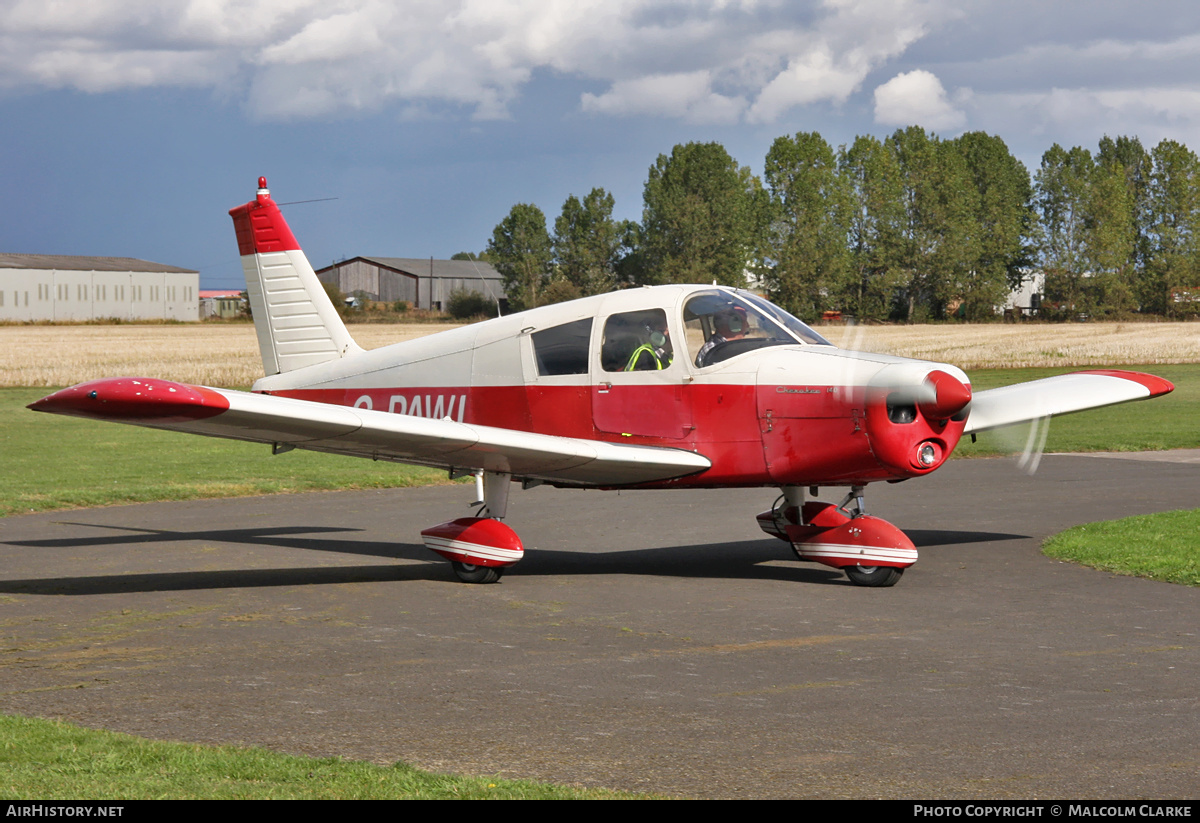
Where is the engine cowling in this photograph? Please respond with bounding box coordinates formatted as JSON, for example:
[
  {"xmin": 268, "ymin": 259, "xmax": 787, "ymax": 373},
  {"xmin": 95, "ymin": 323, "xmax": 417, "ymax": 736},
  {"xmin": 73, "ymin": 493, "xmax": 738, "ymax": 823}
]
[{"xmin": 863, "ymin": 366, "xmax": 970, "ymax": 479}]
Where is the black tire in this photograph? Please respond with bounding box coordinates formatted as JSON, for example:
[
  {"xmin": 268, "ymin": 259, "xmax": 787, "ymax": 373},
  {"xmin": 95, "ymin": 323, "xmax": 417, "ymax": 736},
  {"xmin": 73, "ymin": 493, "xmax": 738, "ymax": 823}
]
[
  {"xmin": 452, "ymin": 561, "xmax": 503, "ymax": 584},
  {"xmin": 844, "ymin": 565, "xmax": 904, "ymax": 587}
]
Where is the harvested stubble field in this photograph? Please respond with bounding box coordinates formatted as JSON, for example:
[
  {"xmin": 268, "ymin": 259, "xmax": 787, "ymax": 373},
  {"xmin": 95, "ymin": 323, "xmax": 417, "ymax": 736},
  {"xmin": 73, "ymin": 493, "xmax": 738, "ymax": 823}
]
[
  {"xmin": 2, "ymin": 320, "xmax": 1198, "ymax": 388},
  {"xmin": 0, "ymin": 323, "xmax": 462, "ymax": 387},
  {"xmin": 831, "ymin": 321, "xmax": 1200, "ymax": 369}
]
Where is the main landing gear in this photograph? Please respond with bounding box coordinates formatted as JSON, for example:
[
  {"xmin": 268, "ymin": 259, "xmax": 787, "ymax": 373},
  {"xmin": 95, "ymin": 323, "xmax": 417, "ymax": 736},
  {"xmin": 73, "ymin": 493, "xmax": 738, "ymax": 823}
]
[
  {"xmin": 450, "ymin": 561, "xmax": 504, "ymax": 584},
  {"xmin": 421, "ymin": 470, "xmax": 523, "ymax": 584},
  {"xmin": 423, "ymin": 476, "xmax": 916, "ymax": 588},
  {"xmin": 755, "ymin": 485, "xmax": 916, "ymax": 587}
]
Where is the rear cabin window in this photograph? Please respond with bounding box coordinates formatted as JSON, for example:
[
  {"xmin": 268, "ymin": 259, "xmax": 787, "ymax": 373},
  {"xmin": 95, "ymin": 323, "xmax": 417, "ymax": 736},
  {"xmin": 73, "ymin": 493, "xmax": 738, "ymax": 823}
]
[
  {"xmin": 532, "ymin": 318, "xmax": 593, "ymax": 376},
  {"xmin": 600, "ymin": 309, "xmax": 673, "ymax": 372}
]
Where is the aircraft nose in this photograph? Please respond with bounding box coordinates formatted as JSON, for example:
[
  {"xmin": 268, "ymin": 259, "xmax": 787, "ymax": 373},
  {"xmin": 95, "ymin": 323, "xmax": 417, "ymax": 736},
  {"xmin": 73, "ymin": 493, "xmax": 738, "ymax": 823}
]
[{"xmin": 918, "ymin": 370, "xmax": 972, "ymax": 420}]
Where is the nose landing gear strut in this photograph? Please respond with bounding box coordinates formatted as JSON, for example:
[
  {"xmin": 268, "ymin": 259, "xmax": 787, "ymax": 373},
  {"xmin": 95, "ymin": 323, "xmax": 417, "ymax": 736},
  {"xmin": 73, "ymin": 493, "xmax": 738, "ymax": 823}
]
[{"xmin": 756, "ymin": 485, "xmax": 915, "ymax": 587}]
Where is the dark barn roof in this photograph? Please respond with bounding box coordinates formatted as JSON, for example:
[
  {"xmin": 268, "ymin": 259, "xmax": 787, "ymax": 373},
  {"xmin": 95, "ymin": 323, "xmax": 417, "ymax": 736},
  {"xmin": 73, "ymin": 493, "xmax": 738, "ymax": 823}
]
[
  {"xmin": 0, "ymin": 253, "xmax": 196, "ymax": 274},
  {"xmin": 323, "ymin": 256, "xmax": 502, "ymax": 281}
]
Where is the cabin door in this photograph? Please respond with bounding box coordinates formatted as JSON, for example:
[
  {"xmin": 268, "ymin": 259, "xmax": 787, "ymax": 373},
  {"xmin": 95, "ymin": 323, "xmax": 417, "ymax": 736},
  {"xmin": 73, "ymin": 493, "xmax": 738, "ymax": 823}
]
[{"xmin": 591, "ymin": 308, "xmax": 693, "ymax": 440}]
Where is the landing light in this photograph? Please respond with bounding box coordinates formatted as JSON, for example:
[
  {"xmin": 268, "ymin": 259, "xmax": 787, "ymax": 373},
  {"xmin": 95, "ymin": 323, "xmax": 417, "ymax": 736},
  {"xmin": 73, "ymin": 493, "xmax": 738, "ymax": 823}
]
[{"xmin": 917, "ymin": 442, "xmax": 937, "ymax": 467}]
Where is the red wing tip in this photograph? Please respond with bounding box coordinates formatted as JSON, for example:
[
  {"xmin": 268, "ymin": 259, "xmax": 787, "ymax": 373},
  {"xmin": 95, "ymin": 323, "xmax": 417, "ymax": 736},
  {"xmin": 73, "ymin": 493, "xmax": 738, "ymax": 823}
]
[
  {"xmin": 30, "ymin": 377, "xmax": 229, "ymax": 421},
  {"xmin": 1075, "ymin": 369, "xmax": 1175, "ymax": 398}
]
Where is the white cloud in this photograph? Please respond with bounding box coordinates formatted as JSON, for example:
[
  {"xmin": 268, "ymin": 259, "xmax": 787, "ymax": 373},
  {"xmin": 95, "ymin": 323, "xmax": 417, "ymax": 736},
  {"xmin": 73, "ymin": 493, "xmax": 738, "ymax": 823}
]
[
  {"xmin": 10, "ymin": 0, "xmax": 1200, "ymax": 141},
  {"xmin": 873, "ymin": 69, "xmax": 965, "ymax": 131},
  {"xmin": 22, "ymin": 45, "xmax": 228, "ymax": 92},
  {"xmin": 964, "ymin": 86, "xmax": 1200, "ymax": 163},
  {"xmin": 748, "ymin": 47, "xmax": 865, "ymax": 123},
  {"xmin": 746, "ymin": 0, "xmax": 939, "ymax": 123},
  {"xmin": 0, "ymin": 0, "xmax": 954, "ymax": 122},
  {"xmin": 259, "ymin": 10, "xmax": 383, "ymax": 65},
  {"xmin": 581, "ymin": 71, "xmax": 746, "ymax": 124}
]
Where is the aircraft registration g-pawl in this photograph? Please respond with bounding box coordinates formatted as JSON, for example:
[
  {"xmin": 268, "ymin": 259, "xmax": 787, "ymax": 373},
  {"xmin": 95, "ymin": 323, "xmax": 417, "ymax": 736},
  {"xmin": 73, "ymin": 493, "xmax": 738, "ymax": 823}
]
[{"xmin": 30, "ymin": 178, "xmax": 1175, "ymax": 587}]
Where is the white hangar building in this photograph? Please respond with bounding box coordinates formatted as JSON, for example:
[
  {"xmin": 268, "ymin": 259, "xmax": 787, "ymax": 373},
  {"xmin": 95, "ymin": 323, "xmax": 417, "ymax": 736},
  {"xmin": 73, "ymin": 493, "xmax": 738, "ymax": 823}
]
[{"xmin": 0, "ymin": 254, "xmax": 199, "ymax": 322}]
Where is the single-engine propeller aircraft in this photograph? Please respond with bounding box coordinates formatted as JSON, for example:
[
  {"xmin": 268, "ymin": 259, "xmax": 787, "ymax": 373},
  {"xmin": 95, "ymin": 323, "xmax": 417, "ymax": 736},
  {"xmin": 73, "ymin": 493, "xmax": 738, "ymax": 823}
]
[{"xmin": 30, "ymin": 178, "xmax": 1176, "ymax": 587}]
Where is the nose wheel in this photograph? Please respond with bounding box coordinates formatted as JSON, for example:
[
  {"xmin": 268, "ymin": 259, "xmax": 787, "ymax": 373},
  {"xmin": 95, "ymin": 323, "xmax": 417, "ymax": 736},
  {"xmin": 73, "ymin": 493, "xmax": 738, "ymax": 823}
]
[
  {"xmin": 757, "ymin": 486, "xmax": 917, "ymax": 587},
  {"xmin": 844, "ymin": 564, "xmax": 904, "ymax": 587}
]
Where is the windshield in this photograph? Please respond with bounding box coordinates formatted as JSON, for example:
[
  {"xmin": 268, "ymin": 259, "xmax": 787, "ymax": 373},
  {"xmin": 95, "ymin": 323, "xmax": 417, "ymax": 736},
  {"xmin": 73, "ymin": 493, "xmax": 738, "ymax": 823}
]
[
  {"xmin": 736, "ymin": 292, "xmax": 833, "ymax": 346},
  {"xmin": 683, "ymin": 290, "xmax": 833, "ymax": 368}
]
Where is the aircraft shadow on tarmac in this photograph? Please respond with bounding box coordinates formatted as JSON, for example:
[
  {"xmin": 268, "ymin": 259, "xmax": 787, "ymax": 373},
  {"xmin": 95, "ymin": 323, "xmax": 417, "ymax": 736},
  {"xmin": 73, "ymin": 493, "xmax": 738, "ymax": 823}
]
[
  {"xmin": 0, "ymin": 521, "xmax": 1027, "ymax": 595},
  {"xmin": 902, "ymin": 528, "xmax": 1028, "ymax": 548}
]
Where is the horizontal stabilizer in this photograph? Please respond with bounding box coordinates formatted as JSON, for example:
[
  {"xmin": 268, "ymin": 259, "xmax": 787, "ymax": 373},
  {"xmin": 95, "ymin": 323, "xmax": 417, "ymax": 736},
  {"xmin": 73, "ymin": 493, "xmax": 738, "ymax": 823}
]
[
  {"xmin": 29, "ymin": 378, "xmax": 711, "ymax": 487},
  {"xmin": 964, "ymin": 369, "xmax": 1174, "ymax": 434}
]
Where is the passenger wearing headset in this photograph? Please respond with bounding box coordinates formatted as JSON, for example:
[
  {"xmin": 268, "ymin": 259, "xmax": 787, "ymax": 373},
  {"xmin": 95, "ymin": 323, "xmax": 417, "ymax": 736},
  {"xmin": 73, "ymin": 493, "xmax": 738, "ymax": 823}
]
[{"xmin": 625, "ymin": 318, "xmax": 674, "ymax": 371}]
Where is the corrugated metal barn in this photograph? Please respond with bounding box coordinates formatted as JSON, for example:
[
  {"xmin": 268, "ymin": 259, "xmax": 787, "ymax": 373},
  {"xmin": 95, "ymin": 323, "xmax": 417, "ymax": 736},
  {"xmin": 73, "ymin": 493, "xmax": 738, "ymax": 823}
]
[
  {"xmin": 0, "ymin": 254, "xmax": 199, "ymax": 322},
  {"xmin": 315, "ymin": 257, "xmax": 506, "ymax": 312}
]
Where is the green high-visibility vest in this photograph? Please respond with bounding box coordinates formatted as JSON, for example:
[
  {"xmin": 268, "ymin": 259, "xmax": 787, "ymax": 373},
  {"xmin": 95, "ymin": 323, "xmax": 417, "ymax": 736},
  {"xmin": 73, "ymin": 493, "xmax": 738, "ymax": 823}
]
[{"xmin": 625, "ymin": 344, "xmax": 664, "ymax": 371}]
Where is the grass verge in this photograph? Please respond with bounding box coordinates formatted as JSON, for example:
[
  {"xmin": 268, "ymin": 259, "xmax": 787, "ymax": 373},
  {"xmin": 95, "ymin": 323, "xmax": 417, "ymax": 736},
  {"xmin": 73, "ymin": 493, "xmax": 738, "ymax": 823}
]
[
  {"xmin": 0, "ymin": 715, "xmax": 640, "ymax": 799},
  {"xmin": 1043, "ymin": 509, "xmax": 1200, "ymax": 587}
]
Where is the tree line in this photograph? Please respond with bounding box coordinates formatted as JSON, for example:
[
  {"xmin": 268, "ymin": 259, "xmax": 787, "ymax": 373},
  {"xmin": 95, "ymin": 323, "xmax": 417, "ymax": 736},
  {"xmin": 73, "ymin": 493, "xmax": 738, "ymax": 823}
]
[{"xmin": 477, "ymin": 130, "xmax": 1200, "ymax": 322}]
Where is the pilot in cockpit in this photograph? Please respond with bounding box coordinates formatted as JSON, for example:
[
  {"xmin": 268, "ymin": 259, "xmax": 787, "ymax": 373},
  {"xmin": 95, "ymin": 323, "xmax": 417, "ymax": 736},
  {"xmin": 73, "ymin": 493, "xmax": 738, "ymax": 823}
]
[{"xmin": 695, "ymin": 306, "xmax": 747, "ymax": 366}]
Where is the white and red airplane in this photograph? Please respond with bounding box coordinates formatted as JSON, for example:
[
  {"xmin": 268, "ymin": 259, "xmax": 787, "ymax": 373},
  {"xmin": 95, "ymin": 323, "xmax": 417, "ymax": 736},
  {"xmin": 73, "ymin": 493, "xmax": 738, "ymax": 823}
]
[{"xmin": 30, "ymin": 178, "xmax": 1175, "ymax": 587}]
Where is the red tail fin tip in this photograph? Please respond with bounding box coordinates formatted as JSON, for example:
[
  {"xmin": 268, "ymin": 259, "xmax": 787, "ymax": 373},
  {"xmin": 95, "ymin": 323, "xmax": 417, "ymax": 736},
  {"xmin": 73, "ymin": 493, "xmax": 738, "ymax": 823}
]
[{"xmin": 228, "ymin": 176, "xmax": 299, "ymax": 256}]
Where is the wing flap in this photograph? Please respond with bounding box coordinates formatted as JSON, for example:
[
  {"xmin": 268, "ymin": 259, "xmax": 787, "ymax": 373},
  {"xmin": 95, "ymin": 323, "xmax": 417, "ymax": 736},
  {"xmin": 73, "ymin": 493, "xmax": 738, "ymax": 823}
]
[
  {"xmin": 964, "ymin": 369, "xmax": 1174, "ymax": 434},
  {"xmin": 30, "ymin": 377, "xmax": 711, "ymax": 486}
]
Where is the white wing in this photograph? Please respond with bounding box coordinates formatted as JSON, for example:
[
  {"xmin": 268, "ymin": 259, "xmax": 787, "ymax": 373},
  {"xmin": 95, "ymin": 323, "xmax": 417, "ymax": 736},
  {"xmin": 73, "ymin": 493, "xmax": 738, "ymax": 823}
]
[
  {"xmin": 964, "ymin": 369, "xmax": 1174, "ymax": 434},
  {"xmin": 29, "ymin": 377, "xmax": 711, "ymax": 487}
]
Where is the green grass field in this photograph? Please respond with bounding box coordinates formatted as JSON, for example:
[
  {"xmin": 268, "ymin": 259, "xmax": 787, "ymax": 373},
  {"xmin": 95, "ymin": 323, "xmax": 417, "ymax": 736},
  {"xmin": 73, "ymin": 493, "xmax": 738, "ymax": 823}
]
[
  {"xmin": 3, "ymin": 388, "xmax": 452, "ymax": 517},
  {"xmin": 954, "ymin": 363, "xmax": 1200, "ymax": 456},
  {"xmin": 0, "ymin": 715, "xmax": 641, "ymax": 799}
]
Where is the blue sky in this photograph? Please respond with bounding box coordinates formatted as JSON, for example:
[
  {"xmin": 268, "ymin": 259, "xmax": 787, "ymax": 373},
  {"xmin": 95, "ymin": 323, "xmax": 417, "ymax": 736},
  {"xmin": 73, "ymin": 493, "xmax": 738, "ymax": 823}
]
[{"xmin": 3, "ymin": 1, "xmax": 1200, "ymax": 289}]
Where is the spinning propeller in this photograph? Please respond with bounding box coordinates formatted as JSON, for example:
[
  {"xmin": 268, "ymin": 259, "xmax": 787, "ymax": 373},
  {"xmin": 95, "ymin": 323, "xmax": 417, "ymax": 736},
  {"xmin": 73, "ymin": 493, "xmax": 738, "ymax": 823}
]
[{"xmin": 834, "ymin": 322, "xmax": 1050, "ymax": 475}]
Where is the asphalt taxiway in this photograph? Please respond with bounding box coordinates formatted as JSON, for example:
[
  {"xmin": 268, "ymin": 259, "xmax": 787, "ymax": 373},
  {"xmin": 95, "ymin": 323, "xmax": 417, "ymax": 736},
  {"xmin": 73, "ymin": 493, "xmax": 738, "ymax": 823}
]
[{"xmin": 1, "ymin": 453, "xmax": 1197, "ymax": 798}]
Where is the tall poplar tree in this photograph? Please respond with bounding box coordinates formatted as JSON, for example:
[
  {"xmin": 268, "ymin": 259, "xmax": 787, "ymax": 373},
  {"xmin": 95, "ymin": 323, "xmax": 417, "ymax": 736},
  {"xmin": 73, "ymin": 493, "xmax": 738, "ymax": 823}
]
[
  {"xmin": 1086, "ymin": 158, "xmax": 1137, "ymax": 314},
  {"xmin": 952, "ymin": 132, "xmax": 1035, "ymax": 318},
  {"xmin": 1036, "ymin": 142, "xmax": 1136, "ymax": 316},
  {"xmin": 637, "ymin": 142, "xmax": 765, "ymax": 286},
  {"xmin": 1098, "ymin": 135, "xmax": 1152, "ymax": 278},
  {"xmin": 888, "ymin": 127, "xmax": 979, "ymax": 320},
  {"xmin": 1145, "ymin": 139, "xmax": 1200, "ymax": 315},
  {"xmin": 487, "ymin": 203, "xmax": 553, "ymax": 312},
  {"xmin": 762, "ymin": 132, "xmax": 852, "ymax": 320},
  {"xmin": 552, "ymin": 188, "xmax": 624, "ymax": 299},
  {"xmin": 1036, "ymin": 144, "xmax": 1093, "ymax": 314},
  {"xmin": 840, "ymin": 135, "xmax": 906, "ymax": 320}
]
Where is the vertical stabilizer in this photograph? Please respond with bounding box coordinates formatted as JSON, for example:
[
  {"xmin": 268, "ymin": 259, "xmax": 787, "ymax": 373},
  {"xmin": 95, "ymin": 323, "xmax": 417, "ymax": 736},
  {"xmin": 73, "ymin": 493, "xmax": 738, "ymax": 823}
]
[{"xmin": 228, "ymin": 177, "xmax": 362, "ymax": 375}]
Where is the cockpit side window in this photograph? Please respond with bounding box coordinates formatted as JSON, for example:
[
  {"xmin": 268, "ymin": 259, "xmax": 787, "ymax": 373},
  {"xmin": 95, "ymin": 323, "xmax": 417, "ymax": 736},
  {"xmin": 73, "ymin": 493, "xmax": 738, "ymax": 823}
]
[{"xmin": 684, "ymin": 291, "xmax": 832, "ymax": 368}]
